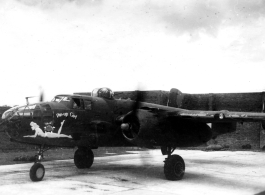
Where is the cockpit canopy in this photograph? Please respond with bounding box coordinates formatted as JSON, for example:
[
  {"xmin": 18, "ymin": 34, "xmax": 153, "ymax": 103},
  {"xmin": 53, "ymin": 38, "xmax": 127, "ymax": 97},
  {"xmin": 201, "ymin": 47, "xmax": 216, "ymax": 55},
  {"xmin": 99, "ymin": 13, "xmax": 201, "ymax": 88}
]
[
  {"xmin": 91, "ymin": 88, "xmax": 114, "ymax": 99},
  {"xmin": 51, "ymin": 95, "xmax": 71, "ymax": 102}
]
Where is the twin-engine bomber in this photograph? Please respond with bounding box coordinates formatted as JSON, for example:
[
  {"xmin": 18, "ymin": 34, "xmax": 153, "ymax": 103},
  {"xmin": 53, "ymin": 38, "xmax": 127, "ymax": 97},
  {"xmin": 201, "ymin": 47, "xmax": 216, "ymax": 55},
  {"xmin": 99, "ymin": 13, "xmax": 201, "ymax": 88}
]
[{"xmin": 1, "ymin": 87, "xmax": 265, "ymax": 181}]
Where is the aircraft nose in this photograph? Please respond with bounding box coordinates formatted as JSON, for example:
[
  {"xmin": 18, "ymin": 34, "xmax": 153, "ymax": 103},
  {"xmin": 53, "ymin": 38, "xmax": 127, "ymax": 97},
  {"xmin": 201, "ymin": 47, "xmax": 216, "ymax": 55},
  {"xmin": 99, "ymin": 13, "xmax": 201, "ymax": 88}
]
[
  {"xmin": 3, "ymin": 118, "xmax": 22, "ymax": 139},
  {"xmin": 0, "ymin": 109, "xmax": 19, "ymax": 134},
  {"xmin": 1, "ymin": 104, "xmax": 45, "ymax": 141},
  {"xmin": 0, "ymin": 120, "xmax": 7, "ymax": 131},
  {"xmin": 2, "ymin": 109, "xmax": 15, "ymax": 120},
  {"xmin": 1, "ymin": 107, "xmax": 25, "ymax": 139}
]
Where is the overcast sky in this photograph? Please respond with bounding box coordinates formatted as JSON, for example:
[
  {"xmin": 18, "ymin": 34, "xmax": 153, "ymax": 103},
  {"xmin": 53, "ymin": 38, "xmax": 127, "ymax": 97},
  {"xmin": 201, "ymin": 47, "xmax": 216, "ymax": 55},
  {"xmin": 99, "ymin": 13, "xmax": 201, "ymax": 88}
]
[{"xmin": 1, "ymin": 0, "xmax": 265, "ymax": 106}]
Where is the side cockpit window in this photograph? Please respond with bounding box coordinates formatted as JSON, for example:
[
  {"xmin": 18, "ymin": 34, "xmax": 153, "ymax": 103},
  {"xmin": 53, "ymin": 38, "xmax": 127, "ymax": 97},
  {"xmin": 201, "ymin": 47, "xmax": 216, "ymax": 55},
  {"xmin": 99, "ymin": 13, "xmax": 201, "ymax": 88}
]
[
  {"xmin": 72, "ymin": 98, "xmax": 84, "ymax": 109},
  {"xmin": 72, "ymin": 98, "xmax": 92, "ymax": 110},
  {"xmin": 84, "ymin": 100, "xmax": 92, "ymax": 110}
]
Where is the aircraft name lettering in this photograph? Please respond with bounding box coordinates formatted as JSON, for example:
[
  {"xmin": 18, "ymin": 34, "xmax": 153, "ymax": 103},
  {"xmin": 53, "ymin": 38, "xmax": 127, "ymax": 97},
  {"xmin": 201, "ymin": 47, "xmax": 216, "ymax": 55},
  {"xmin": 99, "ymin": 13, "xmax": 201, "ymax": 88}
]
[
  {"xmin": 56, "ymin": 113, "xmax": 69, "ymax": 118},
  {"xmin": 56, "ymin": 112, "xmax": 78, "ymax": 119},
  {"xmin": 70, "ymin": 112, "xmax": 78, "ymax": 119}
]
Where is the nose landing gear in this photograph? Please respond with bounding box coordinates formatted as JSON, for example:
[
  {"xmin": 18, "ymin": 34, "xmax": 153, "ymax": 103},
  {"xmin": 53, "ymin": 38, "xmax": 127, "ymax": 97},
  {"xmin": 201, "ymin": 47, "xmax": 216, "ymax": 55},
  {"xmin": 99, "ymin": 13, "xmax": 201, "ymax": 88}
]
[
  {"xmin": 29, "ymin": 145, "xmax": 48, "ymax": 182},
  {"xmin": 28, "ymin": 146, "xmax": 94, "ymax": 182}
]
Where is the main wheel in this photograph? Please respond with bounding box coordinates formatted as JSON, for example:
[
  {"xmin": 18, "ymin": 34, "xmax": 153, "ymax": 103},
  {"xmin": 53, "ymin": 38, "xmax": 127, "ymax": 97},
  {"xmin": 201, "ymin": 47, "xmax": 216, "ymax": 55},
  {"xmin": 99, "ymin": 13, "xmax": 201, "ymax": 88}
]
[
  {"xmin": 74, "ymin": 148, "xmax": 94, "ymax": 169},
  {"xmin": 164, "ymin": 154, "xmax": 185, "ymax": 181},
  {"xmin": 30, "ymin": 163, "xmax": 45, "ymax": 182}
]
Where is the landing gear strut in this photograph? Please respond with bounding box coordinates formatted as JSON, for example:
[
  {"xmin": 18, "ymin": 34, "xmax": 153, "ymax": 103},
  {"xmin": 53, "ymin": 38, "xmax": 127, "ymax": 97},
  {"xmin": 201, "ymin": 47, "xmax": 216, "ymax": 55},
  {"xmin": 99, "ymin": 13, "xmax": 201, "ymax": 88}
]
[
  {"xmin": 74, "ymin": 147, "xmax": 94, "ymax": 169},
  {"xmin": 29, "ymin": 145, "xmax": 49, "ymax": 182},
  {"xmin": 162, "ymin": 146, "xmax": 185, "ymax": 181}
]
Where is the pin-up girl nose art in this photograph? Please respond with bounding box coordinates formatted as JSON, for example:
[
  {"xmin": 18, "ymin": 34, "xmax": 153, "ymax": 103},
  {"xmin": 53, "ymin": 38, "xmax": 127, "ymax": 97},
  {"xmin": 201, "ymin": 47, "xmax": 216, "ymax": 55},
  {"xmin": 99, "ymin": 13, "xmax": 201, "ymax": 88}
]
[{"xmin": 24, "ymin": 120, "xmax": 72, "ymax": 139}]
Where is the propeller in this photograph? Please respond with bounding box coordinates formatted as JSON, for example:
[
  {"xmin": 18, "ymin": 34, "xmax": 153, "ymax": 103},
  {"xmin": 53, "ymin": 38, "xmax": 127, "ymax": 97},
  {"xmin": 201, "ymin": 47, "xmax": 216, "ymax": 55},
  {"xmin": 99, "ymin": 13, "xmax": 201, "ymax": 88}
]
[
  {"xmin": 39, "ymin": 86, "xmax": 44, "ymax": 102},
  {"xmin": 132, "ymin": 90, "xmax": 143, "ymax": 112},
  {"xmin": 25, "ymin": 96, "xmax": 36, "ymax": 105},
  {"xmin": 120, "ymin": 89, "xmax": 156, "ymax": 164},
  {"xmin": 39, "ymin": 90, "xmax": 44, "ymax": 102},
  {"xmin": 120, "ymin": 90, "xmax": 143, "ymax": 140},
  {"xmin": 25, "ymin": 88, "xmax": 44, "ymax": 105}
]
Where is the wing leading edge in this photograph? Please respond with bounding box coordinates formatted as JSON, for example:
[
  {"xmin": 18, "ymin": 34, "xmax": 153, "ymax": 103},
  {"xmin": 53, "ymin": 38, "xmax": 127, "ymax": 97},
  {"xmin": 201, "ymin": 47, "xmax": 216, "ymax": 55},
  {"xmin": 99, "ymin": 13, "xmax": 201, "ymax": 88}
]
[
  {"xmin": 138, "ymin": 102, "xmax": 265, "ymax": 123},
  {"xmin": 166, "ymin": 109, "xmax": 265, "ymax": 123}
]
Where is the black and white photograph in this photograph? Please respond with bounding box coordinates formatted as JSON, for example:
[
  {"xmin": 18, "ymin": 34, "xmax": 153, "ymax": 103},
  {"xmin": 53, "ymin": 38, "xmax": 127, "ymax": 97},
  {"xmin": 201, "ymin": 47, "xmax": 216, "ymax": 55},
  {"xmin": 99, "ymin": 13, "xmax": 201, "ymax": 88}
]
[{"xmin": 0, "ymin": 0, "xmax": 265, "ymax": 194}]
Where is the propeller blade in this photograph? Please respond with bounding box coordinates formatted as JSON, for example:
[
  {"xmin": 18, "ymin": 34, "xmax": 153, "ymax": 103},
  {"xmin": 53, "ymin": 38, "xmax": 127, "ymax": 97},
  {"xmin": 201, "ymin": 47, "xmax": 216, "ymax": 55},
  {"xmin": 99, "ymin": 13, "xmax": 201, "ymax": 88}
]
[
  {"xmin": 25, "ymin": 96, "xmax": 36, "ymax": 105},
  {"xmin": 39, "ymin": 91, "xmax": 44, "ymax": 102},
  {"xmin": 132, "ymin": 90, "xmax": 143, "ymax": 112},
  {"xmin": 38, "ymin": 86, "xmax": 44, "ymax": 102}
]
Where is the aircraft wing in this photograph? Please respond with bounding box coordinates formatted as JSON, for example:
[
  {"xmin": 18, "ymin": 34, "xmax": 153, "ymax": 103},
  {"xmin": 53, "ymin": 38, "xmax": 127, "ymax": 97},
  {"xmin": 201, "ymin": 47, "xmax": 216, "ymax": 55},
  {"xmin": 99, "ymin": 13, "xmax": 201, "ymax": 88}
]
[
  {"xmin": 120, "ymin": 104, "xmax": 265, "ymax": 149},
  {"xmin": 140, "ymin": 105, "xmax": 265, "ymax": 123},
  {"xmin": 164, "ymin": 109, "xmax": 265, "ymax": 123}
]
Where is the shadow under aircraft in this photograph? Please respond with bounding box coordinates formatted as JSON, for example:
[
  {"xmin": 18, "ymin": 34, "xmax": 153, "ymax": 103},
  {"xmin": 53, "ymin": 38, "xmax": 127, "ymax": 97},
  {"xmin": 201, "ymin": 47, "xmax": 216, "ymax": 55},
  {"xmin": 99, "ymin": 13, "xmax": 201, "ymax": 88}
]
[{"xmin": 1, "ymin": 87, "xmax": 265, "ymax": 182}]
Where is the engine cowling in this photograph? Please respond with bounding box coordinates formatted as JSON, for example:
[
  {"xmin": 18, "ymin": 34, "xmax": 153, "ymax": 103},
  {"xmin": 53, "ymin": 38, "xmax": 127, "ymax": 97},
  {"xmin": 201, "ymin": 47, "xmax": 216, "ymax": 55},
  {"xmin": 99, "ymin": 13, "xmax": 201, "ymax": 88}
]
[
  {"xmin": 120, "ymin": 109, "xmax": 159, "ymax": 148},
  {"xmin": 120, "ymin": 109, "xmax": 213, "ymax": 148}
]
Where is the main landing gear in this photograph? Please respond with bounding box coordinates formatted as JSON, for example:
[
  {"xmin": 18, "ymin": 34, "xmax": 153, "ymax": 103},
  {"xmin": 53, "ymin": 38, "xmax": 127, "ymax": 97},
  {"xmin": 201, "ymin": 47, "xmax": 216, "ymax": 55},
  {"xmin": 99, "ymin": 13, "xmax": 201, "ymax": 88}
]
[
  {"xmin": 74, "ymin": 147, "xmax": 94, "ymax": 169},
  {"xmin": 162, "ymin": 146, "xmax": 185, "ymax": 181}
]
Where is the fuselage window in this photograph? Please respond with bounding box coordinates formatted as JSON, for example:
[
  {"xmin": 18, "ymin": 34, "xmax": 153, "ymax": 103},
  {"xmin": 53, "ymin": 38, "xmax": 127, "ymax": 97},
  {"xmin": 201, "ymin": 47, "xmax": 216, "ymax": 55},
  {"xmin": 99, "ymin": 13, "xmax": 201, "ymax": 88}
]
[
  {"xmin": 33, "ymin": 105, "xmax": 42, "ymax": 120},
  {"xmin": 24, "ymin": 106, "xmax": 32, "ymax": 118},
  {"xmin": 73, "ymin": 98, "xmax": 85, "ymax": 109},
  {"xmin": 41, "ymin": 104, "xmax": 51, "ymax": 111},
  {"xmin": 16, "ymin": 106, "xmax": 25, "ymax": 117},
  {"xmin": 41, "ymin": 104, "xmax": 53, "ymax": 122},
  {"xmin": 84, "ymin": 100, "xmax": 92, "ymax": 110}
]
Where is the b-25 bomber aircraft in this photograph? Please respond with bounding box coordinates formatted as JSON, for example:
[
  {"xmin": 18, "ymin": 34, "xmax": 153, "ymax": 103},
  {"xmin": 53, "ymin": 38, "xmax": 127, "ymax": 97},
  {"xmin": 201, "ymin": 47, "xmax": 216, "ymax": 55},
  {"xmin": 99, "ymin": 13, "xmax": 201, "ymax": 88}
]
[{"xmin": 1, "ymin": 87, "xmax": 265, "ymax": 182}]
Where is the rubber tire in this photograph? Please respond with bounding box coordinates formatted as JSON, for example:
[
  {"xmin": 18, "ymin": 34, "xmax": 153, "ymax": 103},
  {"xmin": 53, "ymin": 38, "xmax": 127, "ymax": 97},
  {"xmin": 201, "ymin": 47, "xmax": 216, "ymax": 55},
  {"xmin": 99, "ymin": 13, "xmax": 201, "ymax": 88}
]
[
  {"xmin": 74, "ymin": 148, "xmax": 94, "ymax": 169},
  {"xmin": 30, "ymin": 163, "xmax": 45, "ymax": 182},
  {"xmin": 164, "ymin": 154, "xmax": 185, "ymax": 181}
]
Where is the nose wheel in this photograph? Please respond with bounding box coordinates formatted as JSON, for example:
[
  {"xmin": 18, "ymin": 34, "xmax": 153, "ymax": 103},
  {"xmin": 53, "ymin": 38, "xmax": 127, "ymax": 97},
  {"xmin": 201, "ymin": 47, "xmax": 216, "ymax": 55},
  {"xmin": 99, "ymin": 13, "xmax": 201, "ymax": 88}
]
[
  {"xmin": 29, "ymin": 145, "xmax": 48, "ymax": 182},
  {"xmin": 30, "ymin": 163, "xmax": 45, "ymax": 182}
]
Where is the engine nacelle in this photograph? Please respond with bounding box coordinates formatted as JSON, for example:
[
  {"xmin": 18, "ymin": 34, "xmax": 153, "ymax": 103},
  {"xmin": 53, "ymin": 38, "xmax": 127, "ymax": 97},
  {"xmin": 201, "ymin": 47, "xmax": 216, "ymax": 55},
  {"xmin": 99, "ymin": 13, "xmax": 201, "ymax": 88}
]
[
  {"xmin": 211, "ymin": 122, "xmax": 237, "ymax": 138},
  {"xmin": 121, "ymin": 109, "xmax": 213, "ymax": 148},
  {"xmin": 121, "ymin": 109, "xmax": 159, "ymax": 148}
]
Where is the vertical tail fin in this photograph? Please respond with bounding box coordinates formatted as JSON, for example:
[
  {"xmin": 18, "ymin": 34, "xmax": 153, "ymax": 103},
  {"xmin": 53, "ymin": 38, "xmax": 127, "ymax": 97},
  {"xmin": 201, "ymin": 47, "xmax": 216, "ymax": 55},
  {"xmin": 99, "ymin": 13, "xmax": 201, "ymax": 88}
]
[{"xmin": 167, "ymin": 88, "xmax": 184, "ymax": 108}]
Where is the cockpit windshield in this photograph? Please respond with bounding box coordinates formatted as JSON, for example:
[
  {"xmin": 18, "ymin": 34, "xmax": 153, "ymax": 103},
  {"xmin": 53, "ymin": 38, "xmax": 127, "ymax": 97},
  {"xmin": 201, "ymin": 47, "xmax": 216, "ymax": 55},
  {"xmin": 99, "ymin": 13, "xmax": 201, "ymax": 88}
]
[
  {"xmin": 51, "ymin": 95, "xmax": 70, "ymax": 102},
  {"xmin": 91, "ymin": 88, "xmax": 114, "ymax": 99}
]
